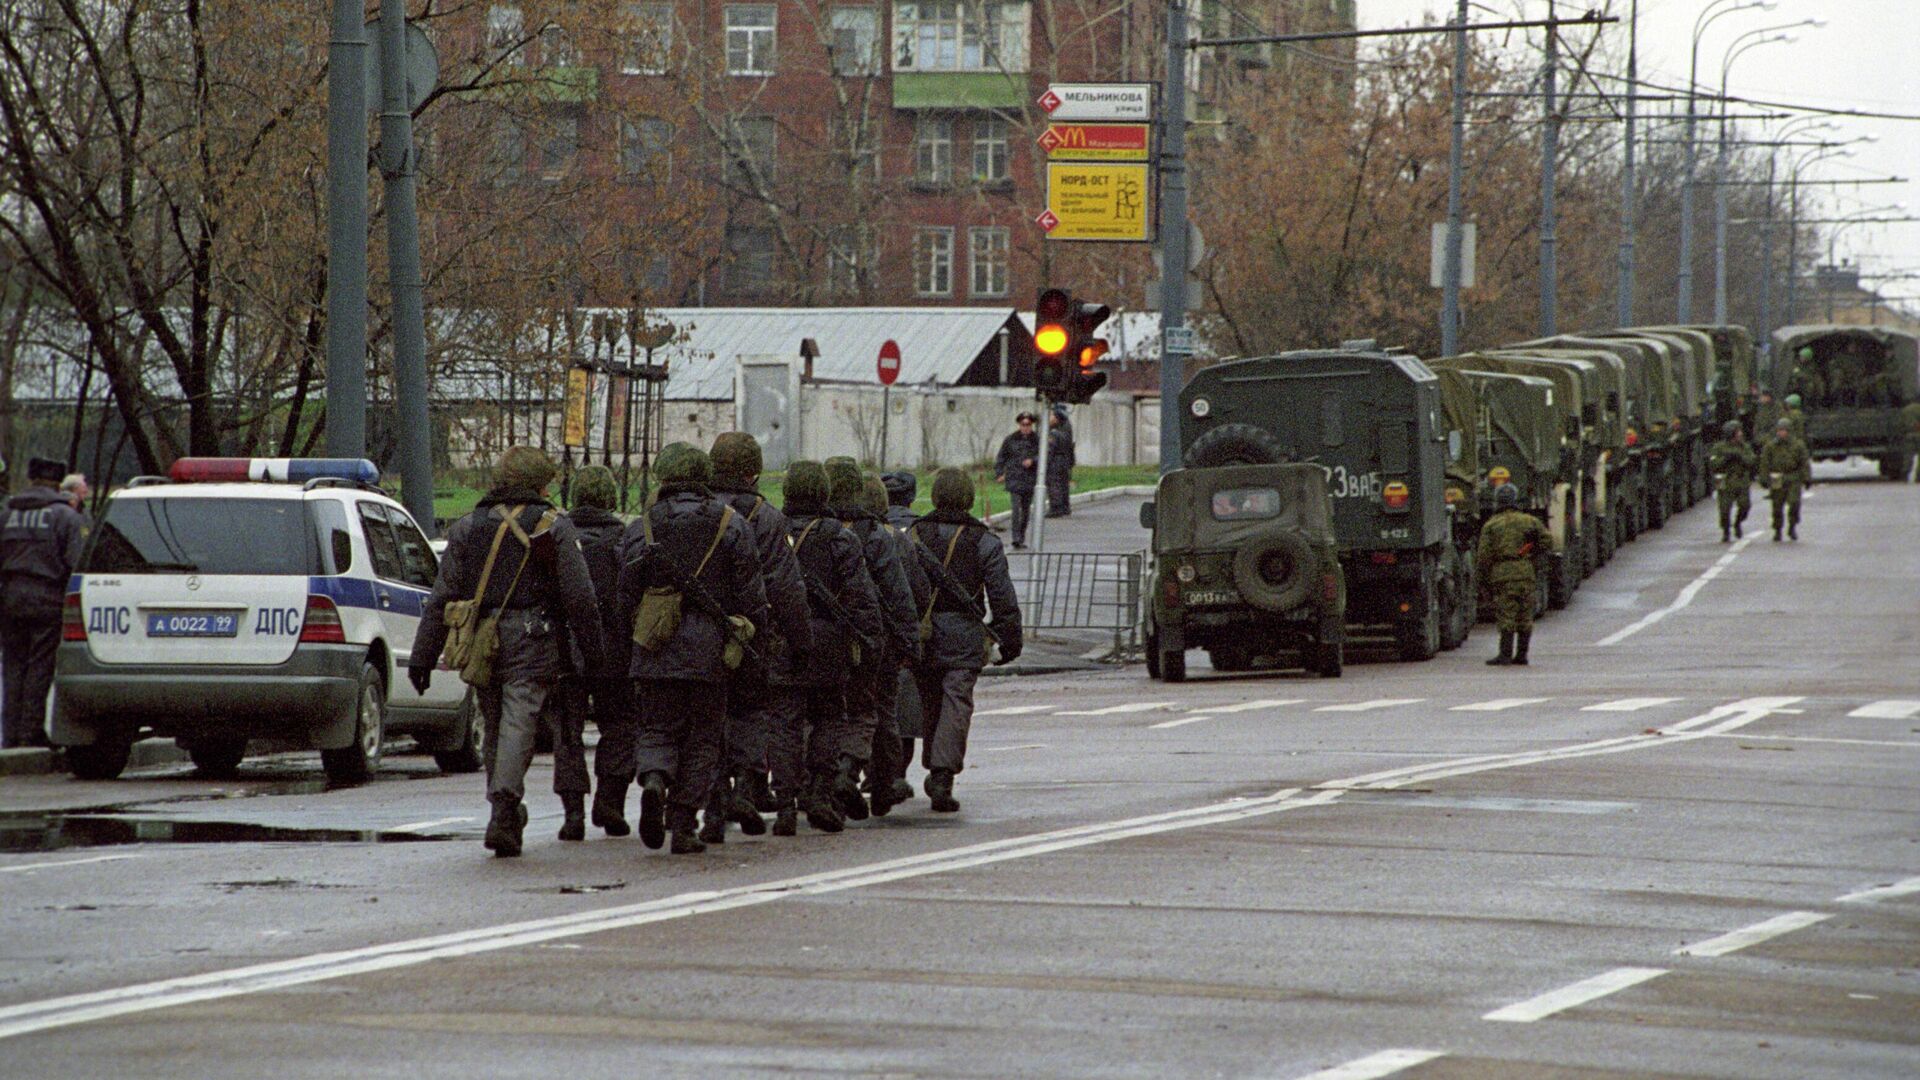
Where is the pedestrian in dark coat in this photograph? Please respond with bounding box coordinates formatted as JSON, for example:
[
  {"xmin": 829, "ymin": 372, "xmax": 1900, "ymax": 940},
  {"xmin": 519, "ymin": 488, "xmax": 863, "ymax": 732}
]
[
  {"xmin": 413, "ymin": 446, "xmax": 606, "ymax": 858},
  {"xmin": 1, "ymin": 457, "xmax": 88, "ymax": 749},
  {"xmin": 563, "ymin": 465, "xmax": 634, "ymax": 839},
  {"xmin": 994, "ymin": 412, "xmax": 1039, "ymax": 548},
  {"xmin": 767, "ymin": 460, "xmax": 881, "ymax": 835},
  {"xmin": 616, "ymin": 443, "xmax": 769, "ymax": 854},
  {"xmin": 700, "ymin": 432, "xmax": 813, "ymax": 844},
  {"xmin": 909, "ymin": 468, "xmax": 1022, "ymax": 813},
  {"xmin": 1045, "ymin": 408, "xmax": 1075, "ymax": 517},
  {"xmin": 861, "ymin": 475, "xmax": 926, "ymax": 815}
]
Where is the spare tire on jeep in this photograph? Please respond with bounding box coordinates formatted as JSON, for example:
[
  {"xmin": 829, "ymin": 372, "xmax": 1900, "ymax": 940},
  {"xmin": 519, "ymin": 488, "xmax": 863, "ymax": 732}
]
[
  {"xmin": 1185, "ymin": 423, "xmax": 1287, "ymax": 468},
  {"xmin": 1232, "ymin": 532, "xmax": 1317, "ymax": 612}
]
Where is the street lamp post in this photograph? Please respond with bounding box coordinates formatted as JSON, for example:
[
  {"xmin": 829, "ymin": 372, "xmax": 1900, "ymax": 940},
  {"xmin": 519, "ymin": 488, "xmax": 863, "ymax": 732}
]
[
  {"xmin": 1785, "ymin": 143, "xmax": 1859, "ymax": 325},
  {"xmin": 1681, "ymin": 0, "xmax": 1774, "ymax": 322},
  {"xmin": 1824, "ymin": 206, "xmax": 1911, "ymax": 321},
  {"xmin": 1714, "ymin": 22, "xmax": 1817, "ymax": 324}
]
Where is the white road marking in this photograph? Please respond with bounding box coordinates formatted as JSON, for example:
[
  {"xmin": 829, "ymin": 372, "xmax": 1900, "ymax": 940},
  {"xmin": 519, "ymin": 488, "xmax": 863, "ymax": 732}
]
[
  {"xmin": 1848, "ymin": 700, "xmax": 1920, "ymax": 720},
  {"xmin": 1676, "ymin": 911, "xmax": 1831, "ymax": 957},
  {"xmin": 1703, "ymin": 732, "xmax": 1920, "ymax": 749},
  {"xmin": 1290, "ymin": 1049, "xmax": 1446, "ymax": 1080},
  {"xmin": 1450, "ymin": 697, "xmax": 1552, "ymax": 712},
  {"xmin": 1189, "ymin": 698, "xmax": 1307, "ymax": 715},
  {"xmin": 1314, "ymin": 699, "xmax": 1425, "ymax": 713},
  {"xmin": 1483, "ymin": 967, "xmax": 1668, "ymax": 1023},
  {"xmin": 1150, "ymin": 714, "xmax": 1217, "ymax": 730},
  {"xmin": 1582, "ymin": 697, "xmax": 1683, "ymax": 712},
  {"xmin": 974, "ymin": 705, "xmax": 1055, "ymax": 717},
  {"xmin": 981, "ymin": 743, "xmax": 1047, "ymax": 753},
  {"xmin": 1836, "ymin": 875, "xmax": 1920, "ymax": 903},
  {"xmin": 1596, "ymin": 537, "xmax": 1751, "ymax": 646},
  {"xmin": 0, "ymin": 854, "xmax": 144, "ymax": 875},
  {"xmin": 390, "ymin": 817, "xmax": 472, "ymax": 834},
  {"xmin": 1055, "ymin": 701, "xmax": 1178, "ymax": 716}
]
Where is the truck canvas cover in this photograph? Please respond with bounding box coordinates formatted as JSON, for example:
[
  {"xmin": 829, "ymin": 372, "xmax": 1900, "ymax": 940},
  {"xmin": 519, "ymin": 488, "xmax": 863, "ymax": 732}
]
[
  {"xmin": 1770, "ymin": 325, "xmax": 1920, "ymax": 402},
  {"xmin": 1153, "ymin": 464, "xmax": 1334, "ymax": 555}
]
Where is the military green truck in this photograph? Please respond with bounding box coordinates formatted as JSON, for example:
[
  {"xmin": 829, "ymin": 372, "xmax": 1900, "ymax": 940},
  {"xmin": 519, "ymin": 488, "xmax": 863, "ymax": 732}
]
[
  {"xmin": 1178, "ymin": 348, "xmax": 1472, "ymax": 661},
  {"xmin": 1494, "ymin": 343, "xmax": 1642, "ymax": 557},
  {"xmin": 1518, "ymin": 335, "xmax": 1674, "ymax": 533},
  {"xmin": 1653, "ymin": 324, "xmax": 1756, "ymax": 432},
  {"xmin": 1769, "ymin": 325, "xmax": 1920, "ymax": 478},
  {"xmin": 1141, "ymin": 464, "xmax": 1346, "ymax": 681},
  {"xmin": 1604, "ymin": 328, "xmax": 1713, "ymax": 507}
]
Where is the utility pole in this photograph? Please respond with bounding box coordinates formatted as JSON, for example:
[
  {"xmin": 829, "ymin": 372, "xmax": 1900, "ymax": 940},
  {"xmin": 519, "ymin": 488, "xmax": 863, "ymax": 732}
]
[
  {"xmin": 1616, "ymin": 0, "xmax": 1637, "ymax": 326},
  {"xmin": 377, "ymin": 0, "xmax": 436, "ymax": 536},
  {"xmin": 1758, "ymin": 154, "xmax": 1774, "ymax": 347},
  {"xmin": 1538, "ymin": 1, "xmax": 1560, "ymax": 336},
  {"xmin": 1156, "ymin": 0, "xmax": 1191, "ymax": 474},
  {"xmin": 1441, "ymin": 0, "xmax": 1469, "ymax": 356},
  {"xmin": 324, "ymin": 0, "xmax": 368, "ymax": 458},
  {"xmin": 1712, "ymin": 105, "xmax": 1731, "ymax": 324}
]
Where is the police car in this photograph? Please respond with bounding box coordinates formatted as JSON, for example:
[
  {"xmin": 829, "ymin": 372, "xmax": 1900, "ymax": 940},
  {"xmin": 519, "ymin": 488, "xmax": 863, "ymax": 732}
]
[{"xmin": 53, "ymin": 458, "xmax": 480, "ymax": 783}]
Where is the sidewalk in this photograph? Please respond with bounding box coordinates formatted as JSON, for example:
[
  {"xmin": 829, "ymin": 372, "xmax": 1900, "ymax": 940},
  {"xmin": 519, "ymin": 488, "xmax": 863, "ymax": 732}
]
[{"xmin": 981, "ymin": 483, "xmax": 1154, "ymax": 674}]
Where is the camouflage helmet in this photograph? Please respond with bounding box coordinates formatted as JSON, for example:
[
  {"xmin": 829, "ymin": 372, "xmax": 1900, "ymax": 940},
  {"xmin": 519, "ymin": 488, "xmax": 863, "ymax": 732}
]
[
  {"xmin": 860, "ymin": 476, "xmax": 889, "ymax": 517},
  {"xmin": 824, "ymin": 456, "xmax": 865, "ymax": 507},
  {"xmin": 654, "ymin": 441, "xmax": 712, "ymax": 485},
  {"xmin": 1723, "ymin": 420, "xmax": 1742, "ymax": 438},
  {"xmin": 931, "ymin": 467, "xmax": 974, "ymax": 512},
  {"xmin": 1493, "ymin": 482, "xmax": 1520, "ymax": 509},
  {"xmin": 709, "ymin": 432, "xmax": 762, "ymax": 483},
  {"xmin": 1784, "ymin": 393, "xmax": 1802, "ymax": 408},
  {"xmin": 783, "ymin": 460, "xmax": 829, "ymax": 512},
  {"xmin": 572, "ymin": 464, "xmax": 618, "ymax": 510},
  {"xmin": 495, "ymin": 445, "xmax": 558, "ymax": 491},
  {"xmin": 1775, "ymin": 417, "xmax": 1793, "ymax": 433}
]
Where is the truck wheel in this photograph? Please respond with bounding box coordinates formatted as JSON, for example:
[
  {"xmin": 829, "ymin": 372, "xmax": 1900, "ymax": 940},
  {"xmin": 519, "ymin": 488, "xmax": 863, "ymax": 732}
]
[
  {"xmin": 1548, "ymin": 554, "xmax": 1573, "ymax": 610},
  {"xmin": 1161, "ymin": 645, "xmax": 1186, "ymax": 682},
  {"xmin": 1397, "ymin": 591, "xmax": 1441, "ymax": 662},
  {"xmin": 1185, "ymin": 423, "xmax": 1288, "ymax": 468},
  {"xmin": 1232, "ymin": 533, "xmax": 1316, "ymax": 612},
  {"xmin": 66, "ymin": 735, "xmax": 133, "ymax": 781},
  {"xmin": 188, "ymin": 737, "xmax": 248, "ymax": 779},
  {"xmin": 1311, "ymin": 642, "xmax": 1343, "ymax": 678},
  {"xmin": 322, "ymin": 662, "xmax": 386, "ymax": 787},
  {"xmin": 1146, "ymin": 627, "xmax": 1163, "ymax": 679},
  {"xmin": 433, "ymin": 690, "xmax": 484, "ymax": 774}
]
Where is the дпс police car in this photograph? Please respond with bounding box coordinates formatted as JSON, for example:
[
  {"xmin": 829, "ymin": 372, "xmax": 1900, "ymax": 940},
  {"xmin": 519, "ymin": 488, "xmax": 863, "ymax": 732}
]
[{"xmin": 52, "ymin": 458, "xmax": 480, "ymax": 783}]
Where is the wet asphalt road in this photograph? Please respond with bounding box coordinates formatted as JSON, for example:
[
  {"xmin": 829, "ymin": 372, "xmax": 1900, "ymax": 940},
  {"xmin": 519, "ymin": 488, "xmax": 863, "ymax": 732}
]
[{"xmin": 2, "ymin": 462, "xmax": 1916, "ymax": 1079}]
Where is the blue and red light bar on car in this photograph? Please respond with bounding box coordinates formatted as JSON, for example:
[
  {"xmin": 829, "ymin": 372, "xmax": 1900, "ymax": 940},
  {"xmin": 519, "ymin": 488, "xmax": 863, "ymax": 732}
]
[{"xmin": 168, "ymin": 458, "xmax": 380, "ymax": 485}]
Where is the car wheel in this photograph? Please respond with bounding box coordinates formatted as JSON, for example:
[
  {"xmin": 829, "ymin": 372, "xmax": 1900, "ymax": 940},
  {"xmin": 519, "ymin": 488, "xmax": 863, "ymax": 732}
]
[
  {"xmin": 322, "ymin": 661, "xmax": 385, "ymax": 786},
  {"xmin": 188, "ymin": 737, "xmax": 248, "ymax": 779},
  {"xmin": 1162, "ymin": 646, "xmax": 1186, "ymax": 683},
  {"xmin": 434, "ymin": 690, "xmax": 484, "ymax": 774},
  {"xmin": 66, "ymin": 735, "xmax": 133, "ymax": 781},
  {"xmin": 1145, "ymin": 627, "xmax": 1163, "ymax": 679},
  {"xmin": 1312, "ymin": 642, "xmax": 1343, "ymax": 678}
]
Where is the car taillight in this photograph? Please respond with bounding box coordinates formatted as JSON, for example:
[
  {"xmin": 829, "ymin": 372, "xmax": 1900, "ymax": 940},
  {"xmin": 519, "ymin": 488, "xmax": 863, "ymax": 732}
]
[
  {"xmin": 1369, "ymin": 552, "xmax": 1398, "ymax": 566},
  {"xmin": 1161, "ymin": 576, "xmax": 1182, "ymax": 609},
  {"xmin": 62, "ymin": 593, "xmax": 87, "ymax": 642},
  {"xmin": 1382, "ymin": 481, "xmax": 1411, "ymax": 511},
  {"xmin": 1321, "ymin": 573, "xmax": 1339, "ymax": 602},
  {"xmin": 298, "ymin": 594, "xmax": 347, "ymax": 644}
]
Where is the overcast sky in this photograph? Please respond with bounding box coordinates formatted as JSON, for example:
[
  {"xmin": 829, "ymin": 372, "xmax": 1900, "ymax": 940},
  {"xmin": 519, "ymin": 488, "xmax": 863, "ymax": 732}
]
[{"xmin": 1356, "ymin": 0, "xmax": 1920, "ymax": 309}]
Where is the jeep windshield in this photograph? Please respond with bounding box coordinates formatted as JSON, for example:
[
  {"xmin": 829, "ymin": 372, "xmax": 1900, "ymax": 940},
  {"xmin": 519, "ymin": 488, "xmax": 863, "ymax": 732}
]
[
  {"xmin": 1211, "ymin": 488, "xmax": 1281, "ymax": 520},
  {"xmin": 84, "ymin": 497, "xmax": 321, "ymax": 576}
]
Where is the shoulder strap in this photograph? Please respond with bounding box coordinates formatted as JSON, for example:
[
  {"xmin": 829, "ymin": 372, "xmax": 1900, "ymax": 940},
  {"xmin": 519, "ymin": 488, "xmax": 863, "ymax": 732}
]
[
  {"xmin": 792, "ymin": 517, "xmax": 824, "ymax": 553},
  {"xmin": 493, "ymin": 505, "xmax": 557, "ymax": 612},
  {"xmin": 919, "ymin": 525, "xmax": 968, "ymax": 623},
  {"xmin": 691, "ymin": 505, "xmax": 733, "ymax": 581},
  {"xmin": 746, "ymin": 495, "xmax": 763, "ymax": 523},
  {"xmin": 468, "ymin": 506, "xmax": 519, "ymax": 608}
]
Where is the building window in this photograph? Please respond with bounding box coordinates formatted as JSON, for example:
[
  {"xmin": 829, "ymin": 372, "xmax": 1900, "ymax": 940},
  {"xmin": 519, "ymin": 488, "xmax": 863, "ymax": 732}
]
[
  {"xmin": 727, "ymin": 225, "xmax": 776, "ymax": 292},
  {"xmin": 620, "ymin": 117, "xmax": 672, "ymax": 178},
  {"xmin": 968, "ymin": 226, "xmax": 1008, "ymax": 298},
  {"xmin": 828, "ymin": 228, "xmax": 880, "ymax": 295},
  {"xmin": 539, "ymin": 23, "xmax": 575, "ymax": 66},
  {"xmin": 972, "ymin": 116, "xmax": 1009, "ymax": 184},
  {"xmin": 914, "ymin": 227, "xmax": 953, "ymax": 297},
  {"xmin": 488, "ymin": 116, "xmax": 524, "ymax": 185},
  {"xmin": 729, "ymin": 116, "xmax": 777, "ymax": 186},
  {"xmin": 914, "ymin": 115, "xmax": 952, "ymax": 187},
  {"xmin": 622, "ymin": 3, "xmax": 673, "ymax": 74},
  {"xmin": 830, "ymin": 7, "xmax": 882, "ymax": 76},
  {"xmin": 486, "ymin": 4, "xmax": 524, "ymax": 61},
  {"xmin": 540, "ymin": 114, "xmax": 577, "ymax": 179},
  {"xmin": 893, "ymin": 2, "xmax": 1029, "ymax": 73},
  {"xmin": 725, "ymin": 5, "xmax": 777, "ymax": 75}
]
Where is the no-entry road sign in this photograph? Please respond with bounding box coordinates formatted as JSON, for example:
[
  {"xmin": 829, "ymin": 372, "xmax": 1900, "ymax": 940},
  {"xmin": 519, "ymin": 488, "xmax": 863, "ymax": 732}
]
[
  {"xmin": 1036, "ymin": 83, "xmax": 1153, "ymax": 123},
  {"xmin": 877, "ymin": 339, "xmax": 901, "ymax": 386},
  {"xmin": 1038, "ymin": 123, "xmax": 1150, "ymax": 162}
]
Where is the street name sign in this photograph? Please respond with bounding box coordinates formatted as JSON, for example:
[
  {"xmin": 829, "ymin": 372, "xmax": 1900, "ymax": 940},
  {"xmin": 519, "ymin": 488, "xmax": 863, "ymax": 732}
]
[
  {"xmin": 1038, "ymin": 123, "xmax": 1151, "ymax": 162},
  {"xmin": 1036, "ymin": 83, "xmax": 1153, "ymax": 123},
  {"xmin": 1039, "ymin": 163, "xmax": 1153, "ymax": 242}
]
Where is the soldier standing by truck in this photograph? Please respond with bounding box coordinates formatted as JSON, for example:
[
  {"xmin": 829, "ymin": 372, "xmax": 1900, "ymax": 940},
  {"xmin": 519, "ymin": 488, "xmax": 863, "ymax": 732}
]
[
  {"xmin": 1477, "ymin": 484, "xmax": 1550, "ymax": 667},
  {"xmin": 1758, "ymin": 419, "xmax": 1812, "ymax": 542},
  {"xmin": 1708, "ymin": 422, "xmax": 1757, "ymax": 542}
]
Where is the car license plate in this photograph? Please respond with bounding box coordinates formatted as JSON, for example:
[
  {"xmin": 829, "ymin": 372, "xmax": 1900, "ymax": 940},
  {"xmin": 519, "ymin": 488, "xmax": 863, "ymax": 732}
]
[
  {"xmin": 146, "ymin": 611, "xmax": 241, "ymax": 638},
  {"xmin": 1184, "ymin": 589, "xmax": 1239, "ymax": 607}
]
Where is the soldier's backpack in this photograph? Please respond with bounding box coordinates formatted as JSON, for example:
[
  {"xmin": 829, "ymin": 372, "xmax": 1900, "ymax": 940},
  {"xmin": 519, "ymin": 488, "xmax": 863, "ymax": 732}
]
[
  {"xmin": 444, "ymin": 504, "xmax": 556, "ymax": 686},
  {"xmin": 630, "ymin": 504, "xmax": 733, "ymax": 653}
]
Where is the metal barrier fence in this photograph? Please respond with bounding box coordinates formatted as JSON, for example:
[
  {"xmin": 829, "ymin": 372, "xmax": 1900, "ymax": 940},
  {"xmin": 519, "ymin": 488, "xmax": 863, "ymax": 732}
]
[{"xmin": 1004, "ymin": 549, "xmax": 1145, "ymax": 655}]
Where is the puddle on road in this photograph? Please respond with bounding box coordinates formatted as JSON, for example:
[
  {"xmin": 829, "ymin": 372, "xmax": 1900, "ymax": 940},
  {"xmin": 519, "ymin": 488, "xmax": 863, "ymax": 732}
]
[{"xmin": 0, "ymin": 811, "xmax": 452, "ymax": 853}]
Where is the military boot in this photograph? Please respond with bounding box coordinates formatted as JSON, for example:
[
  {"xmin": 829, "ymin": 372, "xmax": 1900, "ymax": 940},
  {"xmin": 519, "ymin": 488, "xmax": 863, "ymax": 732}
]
[
  {"xmin": 1734, "ymin": 514, "xmax": 1745, "ymax": 538},
  {"xmin": 1789, "ymin": 521, "xmax": 1799, "ymax": 541},
  {"xmin": 802, "ymin": 779, "xmax": 844, "ymax": 833},
  {"xmin": 870, "ymin": 778, "xmax": 914, "ymax": 817},
  {"xmin": 1773, "ymin": 526, "xmax": 1782, "ymax": 542},
  {"xmin": 591, "ymin": 785, "xmax": 630, "ymax": 837},
  {"xmin": 699, "ymin": 780, "xmax": 730, "ymax": 845},
  {"xmin": 771, "ymin": 803, "xmax": 799, "ymax": 837},
  {"xmin": 637, "ymin": 772, "xmax": 668, "ymax": 850},
  {"xmin": 1512, "ymin": 630, "xmax": 1531, "ymax": 666},
  {"xmin": 1486, "ymin": 631, "xmax": 1514, "ymax": 666},
  {"xmin": 746, "ymin": 771, "xmax": 778, "ymax": 814},
  {"xmin": 833, "ymin": 755, "xmax": 870, "ymax": 822},
  {"xmin": 668, "ymin": 810, "xmax": 706, "ymax": 855},
  {"xmin": 484, "ymin": 796, "xmax": 527, "ymax": 858},
  {"xmin": 557, "ymin": 792, "xmax": 586, "ymax": 842},
  {"xmin": 1720, "ymin": 523, "xmax": 1731, "ymax": 543},
  {"xmin": 926, "ymin": 768, "xmax": 960, "ymax": 813},
  {"xmin": 728, "ymin": 773, "xmax": 768, "ymax": 836}
]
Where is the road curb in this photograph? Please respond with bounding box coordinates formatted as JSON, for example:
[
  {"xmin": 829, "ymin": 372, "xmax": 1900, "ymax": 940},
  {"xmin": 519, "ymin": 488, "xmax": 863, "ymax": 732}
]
[
  {"xmin": 984, "ymin": 483, "xmax": 1155, "ymax": 526},
  {"xmin": 0, "ymin": 739, "xmax": 189, "ymax": 777}
]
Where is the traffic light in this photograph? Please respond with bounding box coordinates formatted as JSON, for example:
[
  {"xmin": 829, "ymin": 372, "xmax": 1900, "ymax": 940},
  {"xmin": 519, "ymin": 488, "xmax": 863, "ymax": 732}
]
[
  {"xmin": 1061, "ymin": 299, "xmax": 1112, "ymax": 404},
  {"xmin": 1033, "ymin": 288, "xmax": 1072, "ymax": 392}
]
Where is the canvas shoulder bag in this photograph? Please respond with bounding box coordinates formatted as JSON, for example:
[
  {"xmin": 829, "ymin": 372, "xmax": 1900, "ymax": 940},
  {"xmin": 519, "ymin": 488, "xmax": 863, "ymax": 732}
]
[{"xmin": 631, "ymin": 504, "xmax": 733, "ymax": 652}]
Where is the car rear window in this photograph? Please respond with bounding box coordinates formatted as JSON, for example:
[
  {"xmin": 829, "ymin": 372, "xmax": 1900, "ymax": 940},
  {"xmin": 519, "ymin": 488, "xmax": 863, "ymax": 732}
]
[
  {"xmin": 84, "ymin": 497, "xmax": 320, "ymax": 576},
  {"xmin": 1211, "ymin": 488, "xmax": 1280, "ymax": 521}
]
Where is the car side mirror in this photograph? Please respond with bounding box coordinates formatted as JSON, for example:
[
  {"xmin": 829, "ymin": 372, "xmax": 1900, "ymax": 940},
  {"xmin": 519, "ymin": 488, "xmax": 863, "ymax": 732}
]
[{"xmin": 1138, "ymin": 501, "xmax": 1156, "ymax": 530}]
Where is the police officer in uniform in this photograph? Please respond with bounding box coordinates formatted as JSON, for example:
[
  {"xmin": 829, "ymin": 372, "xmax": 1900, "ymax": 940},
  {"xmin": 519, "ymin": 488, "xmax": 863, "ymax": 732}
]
[
  {"xmin": 1708, "ymin": 421, "xmax": 1756, "ymax": 542},
  {"xmin": 563, "ymin": 465, "xmax": 634, "ymax": 839},
  {"xmin": 1045, "ymin": 407, "xmax": 1075, "ymax": 518},
  {"xmin": 823, "ymin": 457, "xmax": 917, "ymax": 823},
  {"xmin": 994, "ymin": 412, "xmax": 1040, "ymax": 548},
  {"xmin": 617, "ymin": 443, "xmax": 768, "ymax": 854},
  {"xmin": 413, "ymin": 446, "xmax": 605, "ymax": 857},
  {"xmin": 2, "ymin": 458, "xmax": 87, "ymax": 749},
  {"xmin": 700, "ymin": 433, "xmax": 812, "ymax": 845},
  {"xmin": 1476, "ymin": 483, "xmax": 1549, "ymax": 667},
  {"xmin": 1758, "ymin": 418, "xmax": 1811, "ymax": 541},
  {"xmin": 862, "ymin": 474, "xmax": 927, "ymax": 815},
  {"xmin": 909, "ymin": 469, "xmax": 1022, "ymax": 812},
  {"xmin": 767, "ymin": 460, "xmax": 881, "ymax": 835}
]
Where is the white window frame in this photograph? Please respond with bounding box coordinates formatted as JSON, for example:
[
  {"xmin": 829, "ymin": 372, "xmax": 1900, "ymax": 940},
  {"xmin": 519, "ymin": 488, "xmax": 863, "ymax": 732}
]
[
  {"xmin": 971, "ymin": 116, "xmax": 1009, "ymax": 184},
  {"xmin": 725, "ymin": 4, "xmax": 778, "ymax": 76},
  {"xmin": 968, "ymin": 226, "xmax": 1008, "ymax": 298},
  {"xmin": 486, "ymin": 4, "xmax": 524, "ymax": 61},
  {"xmin": 830, "ymin": 6, "xmax": 882, "ymax": 76},
  {"xmin": 914, "ymin": 227, "xmax": 954, "ymax": 298},
  {"xmin": 621, "ymin": 3, "xmax": 674, "ymax": 75},
  {"xmin": 828, "ymin": 228, "xmax": 880, "ymax": 296},
  {"xmin": 540, "ymin": 22, "xmax": 576, "ymax": 66},
  {"xmin": 892, "ymin": 2, "xmax": 1029, "ymax": 74},
  {"xmin": 730, "ymin": 116, "xmax": 778, "ymax": 185},
  {"xmin": 914, "ymin": 115, "xmax": 953, "ymax": 187}
]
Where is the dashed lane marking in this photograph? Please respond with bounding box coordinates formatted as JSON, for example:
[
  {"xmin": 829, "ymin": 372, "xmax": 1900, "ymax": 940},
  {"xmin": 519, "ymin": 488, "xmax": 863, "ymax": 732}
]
[
  {"xmin": 1054, "ymin": 701, "xmax": 1178, "ymax": 717},
  {"xmin": 1837, "ymin": 875, "xmax": 1920, "ymax": 904},
  {"xmin": 1596, "ymin": 537, "xmax": 1751, "ymax": 646},
  {"xmin": 1450, "ymin": 697, "xmax": 1552, "ymax": 712},
  {"xmin": 391, "ymin": 817, "xmax": 472, "ymax": 834},
  {"xmin": 1150, "ymin": 714, "xmax": 1217, "ymax": 730},
  {"xmin": 1483, "ymin": 966, "xmax": 1668, "ymax": 1023},
  {"xmin": 1848, "ymin": 699, "xmax": 1920, "ymax": 720},
  {"xmin": 974, "ymin": 705, "xmax": 1055, "ymax": 717},
  {"xmin": 1582, "ymin": 697, "xmax": 1683, "ymax": 712},
  {"xmin": 1314, "ymin": 699, "xmax": 1425, "ymax": 713},
  {"xmin": 1675, "ymin": 911, "xmax": 1831, "ymax": 957},
  {"xmin": 1289, "ymin": 1049, "xmax": 1447, "ymax": 1079},
  {"xmin": 981, "ymin": 743, "xmax": 1048, "ymax": 753},
  {"xmin": 0, "ymin": 854, "xmax": 145, "ymax": 875},
  {"xmin": 1185, "ymin": 698, "xmax": 1306, "ymax": 715},
  {"xmin": 1704, "ymin": 732, "xmax": 1920, "ymax": 749}
]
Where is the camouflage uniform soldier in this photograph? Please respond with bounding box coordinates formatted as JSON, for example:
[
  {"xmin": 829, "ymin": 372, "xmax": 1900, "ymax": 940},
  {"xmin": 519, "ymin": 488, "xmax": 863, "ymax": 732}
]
[
  {"xmin": 1707, "ymin": 420, "xmax": 1757, "ymax": 542},
  {"xmin": 1752, "ymin": 389, "xmax": 1785, "ymax": 442},
  {"xmin": 1783, "ymin": 394, "xmax": 1808, "ymax": 441},
  {"xmin": 1758, "ymin": 419, "xmax": 1811, "ymax": 541},
  {"xmin": 1476, "ymin": 484, "xmax": 1549, "ymax": 667}
]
